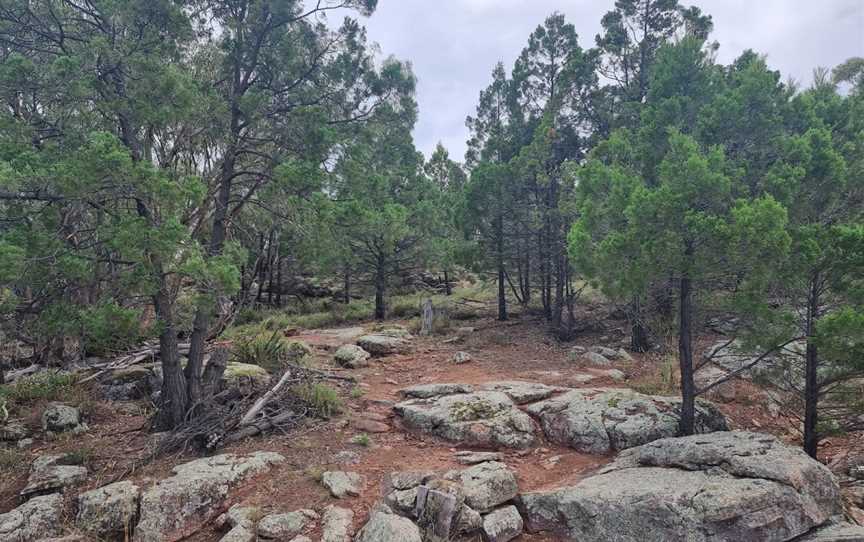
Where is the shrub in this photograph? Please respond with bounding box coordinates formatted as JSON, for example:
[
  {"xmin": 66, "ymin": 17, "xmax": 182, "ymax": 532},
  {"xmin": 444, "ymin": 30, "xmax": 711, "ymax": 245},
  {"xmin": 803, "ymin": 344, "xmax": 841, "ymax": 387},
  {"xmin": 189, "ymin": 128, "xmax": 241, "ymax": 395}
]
[
  {"xmin": 351, "ymin": 433, "xmax": 371, "ymax": 446},
  {"xmin": 292, "ymin": 383, "xmax": 343, "ymax": 419},
  {"xmin": 231, "ymin": 332, "xmax": 310, "ymax": 372},
  {"xmin": 0, "ymin": 372, "xmax": 78, "ymax": 407},
  {"xmin": 78, "ymin": 301, "xmax": 144, "ymax": 355}
]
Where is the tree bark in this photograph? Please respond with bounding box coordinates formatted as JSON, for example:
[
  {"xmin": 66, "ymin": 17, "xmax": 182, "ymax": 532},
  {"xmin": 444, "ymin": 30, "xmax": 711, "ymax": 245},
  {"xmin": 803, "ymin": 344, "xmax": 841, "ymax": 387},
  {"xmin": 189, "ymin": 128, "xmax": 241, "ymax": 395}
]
[
  {"xmin": 375, "ymin": 254, "xmax": 387, "ymax": 320},
  {"xmin": 343, "ymin": 267, "xmax": 351, "ymax": 304},
  {"xmin": 678, "ymin": 271, "xmax": 696, "ymax": 436},
  {"xmin": 153, "ymin": 286, "xmax": 187, "ymax": 430},
  {"xmin": 630, "ymin": 297, "xmax": 650, "ymax": 352},
  {"xmin": 443, "ymin": 269, "xmax": 452, "ymax": 296},
  {"xmin": 803, "ymin": 274, "xmax": 821, "ymax": 459},
  {"xmin": 496, "ymin": 215, "xmax": 507, "ymax": 321}
]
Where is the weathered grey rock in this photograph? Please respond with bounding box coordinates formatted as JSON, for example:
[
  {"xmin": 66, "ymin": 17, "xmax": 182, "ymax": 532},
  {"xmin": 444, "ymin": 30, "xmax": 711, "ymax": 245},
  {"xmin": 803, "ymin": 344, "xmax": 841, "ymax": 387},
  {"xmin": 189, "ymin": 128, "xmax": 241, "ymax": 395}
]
[
  {"xmin": 455, "ymin": 505, "xmax": 482, "ymax": 534},
  {"xmin": 133, "ymin": 452, "xmax": 285, "ymax": 542},
  {"xmin": 415, "ymin": 479, "xmax": 465, "ymax": 542},
  {"xmin": 376, "ymin": 326, "xmax": 413, "ymax": 339},
  {"xmin": 445, "ymin": 461, "xmax": 518, "ymax": 512},
  {"xmin": 357, "ymin": 334, "xmax": 411, "ymax": 356},
  {"xmin": 334, "ymin": 345, "xmax": 371, "ymax": 368},
  {"xmin": 76, "ymin": 480, "xmax": 141, "ymax": 538},
  {"xmin": 597, "ymin": 368, "xmax": 627, "ymax": 382},
  {"xmin": 100, "ymin": 365, "xmax": 161, "ymax": 401},
  {"xmin": 385, "ymin": 488, "xmax": 418, "ymax": 515},
  {"xmin": 0, "ymin": 421, "xmax": 29, "ymax": 442},
  {"xmin": 482, "ymin": 505, "xmax": 523, "ymax": 542},
  {"xmin": 290, "ymin": 536, "xmax": 313, "ymax": 542},
  {"xmin": 0, "ymin": 494, "xmax": 63, "ymax": 542},
  {"xmin": 21, "ymin": 454, "xmax": 88, "ymax": 498},
  {"xmin": 479, "ymin": 381, "xmax": 561, "ymax": 404},
  {"xmin": 321, "ymin": 505, "xmax": 354, "ymax": 542},
  {"xmin": 592, "ymin": 346, "xmax": 621, "ymax": 359},
  {"xmin": 525, "ymin": 388, "xmax": 727, "ymax": 454},
  {"xmin": 321, "ymin": 471, "xmax": 363, "ymax": 498},
  {"xmin": 582, "ymin": 351, "xmax": 612, "ymax": 367},
  {"xmin": 394, "ymin": 391, "xmax": 536, "ymax": 449},
  {"xmin": 355, "ymin": 512, "xmax": 422, "ymax": 542},
  {"xmin": 219, "ymin": 523, "xmax": 256, "ymax": 542},
  {"xmin": 454, "ymin": 451, "xmax": 503, "ymax": 465},
  {"xmin": 453, "ymin": 352, "xmax": 472, "ymax": 364},
  {"xmin": 520, "ymin": 432, "xmax": 842, "ymax": 542},
  {"xmin": 400, "ymin": 383, "xmax": 474, "ymax": 398},
  {"xmin": 216, "ymin": 505, "xmax": 257, "ymax": 542},
  {"xmin": 41, "ymin": 403, "xmax": 81, "ymax": 433},
  {"xmin": 257, "ymin": 509, "xmax": 317, "ymax": 540},
  {"xmin": 796, "ymin": 521, "xmax": 864, "ymax": 541},
  {"xmin": 384, "ymin": 471, "xmax": 435, "ymax": 491},
  {"xmin": 851, "ymin": 465, "xmax": 864, "ymax": 481},
  {"xmin": 16, "ymin": 439, "xmax": 33, "ymax": 449}
]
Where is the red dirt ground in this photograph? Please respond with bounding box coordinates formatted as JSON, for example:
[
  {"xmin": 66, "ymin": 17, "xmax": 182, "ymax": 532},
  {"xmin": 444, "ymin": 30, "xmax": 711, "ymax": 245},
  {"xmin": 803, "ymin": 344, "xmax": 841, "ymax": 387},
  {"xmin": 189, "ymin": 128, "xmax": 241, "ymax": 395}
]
[{"xmin": 2, "ymin": 313, "xmax": 861, "ymax": 541}]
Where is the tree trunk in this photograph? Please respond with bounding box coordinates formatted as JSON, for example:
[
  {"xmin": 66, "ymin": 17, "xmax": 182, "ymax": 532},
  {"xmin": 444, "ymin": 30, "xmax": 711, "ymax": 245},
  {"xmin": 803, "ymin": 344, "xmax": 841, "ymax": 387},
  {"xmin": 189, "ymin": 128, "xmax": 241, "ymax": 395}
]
[
  {"xmin": 496, "ymin": 216, "xmax": 507, "ymax": 321},
  {"xmin": 420, "ymin": 299, "xmax": 434, "ymax": 336},
  {"xmin": 375, "ymin": 255, "xmax": 387, "ymax": 320},
  {"xmin": 275, "ymin": 256, "xmax": 282, "ymax": 308},
  {"xmin": 630, "ymin": 297, "xmax": 650, "ymax": 352},
  {"xmin": 154, "ymin": 286, "xmax": 187, "ymax": 430},
  {"xmin": 678, "ymin": 272, "xmax": 696, "ymax": 436},
  {"xmin": 803, "ymin": 275, "xmax": 821, "ymax": 459},
  {"xmin": 443, "ymin": 269, "xmax": 452, "ymax": 296}
]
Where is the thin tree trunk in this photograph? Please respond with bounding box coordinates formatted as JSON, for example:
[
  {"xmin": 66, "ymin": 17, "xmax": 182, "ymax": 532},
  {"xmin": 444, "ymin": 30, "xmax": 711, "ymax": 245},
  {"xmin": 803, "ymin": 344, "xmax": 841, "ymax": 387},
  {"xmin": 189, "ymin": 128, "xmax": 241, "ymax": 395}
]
[
  {"xmin": 630, "ymin": 297, "xmax": 650, "ymax": 352},
  {"xmin": 803, "ymin": 274, "xmax": 821, "ymax": 459},
  {"xmin": 678, "ymin": 271, "xmax": 696, "ymax": 436},
  {"xmin": 375, "ymin": 254, "xmax": 387, "ymax": 320},
  {"xmin": 276, "ymin": 255, "xmax": 283, "ymax": 307},
  {"xmin": 343, "ymin": 267, "xmax": 351, "ymax": 305},
  {"xmin": 496, "ymin": 216, "xmax": 507, "ymax": 321},
  {"xmin": 443, "ymin": 269, "xmax": 452, "ymax": 296},
  {"xmin": 154, "ymin": 286, "xmax": 187, "ymax": 430}
]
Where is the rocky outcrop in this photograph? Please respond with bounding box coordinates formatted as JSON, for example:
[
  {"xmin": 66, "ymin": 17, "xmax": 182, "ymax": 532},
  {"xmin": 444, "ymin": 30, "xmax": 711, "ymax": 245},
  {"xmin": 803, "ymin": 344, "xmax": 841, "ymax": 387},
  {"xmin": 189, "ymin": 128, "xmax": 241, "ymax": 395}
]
[
  {"xmin": 20, "ymin": 454, "xmax": 88, "ymax": 499},
  {"xmin": 478, "ymin": 381, "xmax": 561, "ymax": 404},
  {"xmin": 482, "ymin": 505, "xmax": 523, "ymax": 542},
  {"xmin": 519, "ymin": 432, "xmax": 843, "ymax": 542},
  {"xmin": 796, "ymin": 521, "xmax": 864, "ymax": 541},
  {"xmin": 333, "ymin": 345, "xmax": 371, "ymax": 368},
  {"xmin": 357, "ymin": 334, "xmax": 412, "ymax": 356},
  {"xmin": 0, "ymin": 494, "xmax": 64, "ymax": 542},
  {"xmin": 401, "ymin": 383, "xmax": 474, "ymax": 399},
  {"xmin": 525, "ymin": 388, "xmax": 727, "ymax": 454},
  {"xmin": 394, "ymin": 390, "xmax": 536, "ymax": 449},
  {"xmin": 134, "ymin": 451, "xmax": 284, "ymax": 542},
  {"xmin": 373, "ymin": 461, "xmax": 521, "ymax": 541},
  {"xmin": 76, "ymin": 480, "xmax": 141, "ymax": 539}
]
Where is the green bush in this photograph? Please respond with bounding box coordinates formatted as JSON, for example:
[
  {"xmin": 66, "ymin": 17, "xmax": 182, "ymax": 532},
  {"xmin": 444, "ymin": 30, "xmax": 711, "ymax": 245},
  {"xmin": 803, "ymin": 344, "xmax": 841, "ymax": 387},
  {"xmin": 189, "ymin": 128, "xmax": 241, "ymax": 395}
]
[
  {"xmin": 292, "ymin": 383, "xmax": 343, "ymax": 419},
  {"xmin": 231, "ymin": 332, "xmax": 310, "ymax": 372},
  {"xmin": 79, "ymin": 301, "xmax": 144, "ymax": 355},
  {"xmin": 0, "ymin": 372, "xmax": 78, "ymax": 406}
]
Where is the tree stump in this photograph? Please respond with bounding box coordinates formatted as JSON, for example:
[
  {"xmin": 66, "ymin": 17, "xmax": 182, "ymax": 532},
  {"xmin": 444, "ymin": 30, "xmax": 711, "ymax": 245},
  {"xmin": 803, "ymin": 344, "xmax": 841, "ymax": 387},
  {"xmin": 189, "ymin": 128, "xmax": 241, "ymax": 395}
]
[{"xmin": 420, "ymin": 299, "xmax": 434, "ymax": 336}]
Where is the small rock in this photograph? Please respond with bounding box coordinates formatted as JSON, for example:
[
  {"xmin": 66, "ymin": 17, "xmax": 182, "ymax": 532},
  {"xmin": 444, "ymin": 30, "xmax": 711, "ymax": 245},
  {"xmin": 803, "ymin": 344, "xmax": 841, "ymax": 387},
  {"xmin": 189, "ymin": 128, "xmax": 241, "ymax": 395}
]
[
  {"xmin": 257, "ymin": 509, "xmax": 317, "ymax": 540},
  {"xmin": 17, "ymin": 438, "xmax": 34, "ymax": 449},
  {"xmin": 851, "ymin": 465, "xmax": 864, "ymax": 481},
  {"xmin": 453, "ymin": 352, "xmax": 472, "ymax": 364},
  {"xmin": 582, "ymin": 352, "xmax": 612, "ymax": 367},
  {"xmin": 290, "ymin": 536, "xmax": 314, "ymax": 542},
  {"xmin": 598, "ymin": 369, "xmax": 626, "ymax": 382},
  {"xmin": 482, "ymin": 505, "xmax": 523, "ymax": 542},
  {"xmin": 321, "ymin": 506, "xmax": 354, "ymax": 542},
  {"xmin": 616, "ymin": 348, "xmax": 635, "ymax": 362},
  {"xmin": 321, "ymin": 471, "xmax": 363, "ymax": 498},
  {"xmin": 352, "ymin": 418, "xmax": 389, "ymax": 433},
  {"xmin": 334, "ymin": 345, "xmax": 371, "ymax": 368},
  {"xmin": 456, "ymin": 327, "xmax": 476, "ymax": 335},
  {"xmin": 357, "ymin": 334, "xmax": 411, "ymax": 356},
  {"xmin": 41, "ymin": 403, "xmax": 82, "ymax": 433},
  {"xmin": 454, "ymin": 451, "xmax": 504, "ymax": 465},
  {"xmin": 76, "ymin": 480, "xmax": 141, "ymax": 538},
  {"xmin": 455, "ymin": 504, "xmax": 482, "ymax": 534},
  {"xmin": 355, "ymin": 511, "xmax": 421, "ymax": 542},
  {"xmin": 385, "ymin": 487, "xmax": 418, "ymax": 515}
]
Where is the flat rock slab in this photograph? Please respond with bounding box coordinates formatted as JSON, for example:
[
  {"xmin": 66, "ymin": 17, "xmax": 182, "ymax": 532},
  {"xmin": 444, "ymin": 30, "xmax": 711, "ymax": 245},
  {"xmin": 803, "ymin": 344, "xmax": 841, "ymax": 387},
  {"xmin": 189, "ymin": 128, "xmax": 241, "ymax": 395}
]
[
  {"xmin": 519, "ymin": 431, "xmax": 842, "ymax": 542},
  {"xmin": 401, "ymin": 383, "xmax": 475, "ymax": 398},
  {"xmin": 297, "ymin": 327, "xmax": 366, "ymax": 349},
  {"xmin": 357, "ymin": 334, "xmax": 412, "ymax": 356},
  {"xmin": 444, "ymin": 461, "xmax": 518, "ymax": 512},
  {"xmin": 133, "ymin": 452, "xmax": 285, "ymax": 542},
  {"xmin": 454, "ymin": 451, "xmax": 504, "ymax": 465},
  {"xmin": 394, "ymin": 391, "xmax": 536, "ymax": 449},
  {"xmin": 479, "ymin": 381, "xmax": 562, "ymax": 404},
  {"xmin": 334, "ymin": 345, "xmax": 371, "ymax": 368},
  {"xmin": 321, "ymin": 506, "xmax": 354, "ymax": 542},
  {"xmin": 483, "ymin": 505, "xmax": 523, "ymax": 542},
  {"xmin": 257, "ymin": 509, "xmax": 317, "ymax": 540},
  {"xmin": 21, "ymin": 454, "xmax": 88, "ymax": 498},
  {"xmin": 525, "ymin": 387, "xmax": 727, "ymax": 454},
  {"xmin": 76, "ymin": 480, "xmax": 140, "ymax": 539},
  {"xmin": 797, "ymin": 522, "xmax": 864, "ymax": 541}
]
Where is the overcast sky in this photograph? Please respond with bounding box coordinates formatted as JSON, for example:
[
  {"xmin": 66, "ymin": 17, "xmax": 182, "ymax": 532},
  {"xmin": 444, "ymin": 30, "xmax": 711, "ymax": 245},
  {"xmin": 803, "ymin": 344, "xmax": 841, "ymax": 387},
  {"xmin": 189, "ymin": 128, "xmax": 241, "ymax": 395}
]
[{"xmin": 338, "ymin": 0, "xmax": 864, "ymax": 161}]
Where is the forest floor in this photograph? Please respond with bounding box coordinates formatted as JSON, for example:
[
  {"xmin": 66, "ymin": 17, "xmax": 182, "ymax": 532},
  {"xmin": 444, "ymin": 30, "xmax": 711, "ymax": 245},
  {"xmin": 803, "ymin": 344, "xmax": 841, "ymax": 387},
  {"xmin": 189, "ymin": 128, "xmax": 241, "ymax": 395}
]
[{"xmin": 2, "ymin": 304, "xmax": 862, "ymax": 540}]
